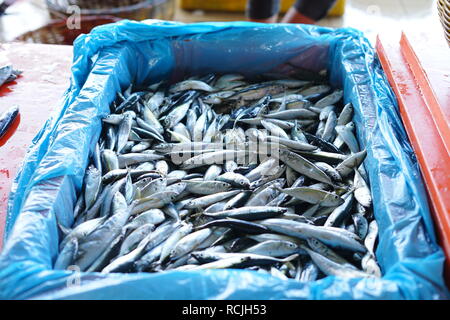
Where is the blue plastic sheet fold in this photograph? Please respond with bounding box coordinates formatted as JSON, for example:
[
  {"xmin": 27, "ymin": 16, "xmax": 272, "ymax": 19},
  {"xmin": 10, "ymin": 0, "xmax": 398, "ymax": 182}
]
[{"xmin": 0, "ymin": 20, "xmax": 448, "ymax": 299}]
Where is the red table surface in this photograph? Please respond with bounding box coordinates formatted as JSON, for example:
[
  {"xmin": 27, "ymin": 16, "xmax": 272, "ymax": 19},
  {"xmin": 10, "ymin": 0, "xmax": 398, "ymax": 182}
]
[{"xmin": 0, "ymin": 43, "xmax": 73, "ymax": 250}]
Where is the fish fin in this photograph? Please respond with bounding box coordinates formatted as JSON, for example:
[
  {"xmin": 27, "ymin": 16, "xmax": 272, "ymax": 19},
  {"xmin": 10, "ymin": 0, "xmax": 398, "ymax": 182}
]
[
  {"xmin": 70, "ymin": 238, "xmax": 79, "ymax": 262},
  {"xmin": 281, "ymin": 253, "xmax": 300, "ymax": 263},
  {"xmin": 196, "ymin": 206, "xmax": 206, "ymax": 216},
  {"xmin": 273, "ymin": 186, "xmax": 284, "ymax": 192},
  {"xmin": 58, "ymin": 223, "xmax": 72, "ymax": 236}
]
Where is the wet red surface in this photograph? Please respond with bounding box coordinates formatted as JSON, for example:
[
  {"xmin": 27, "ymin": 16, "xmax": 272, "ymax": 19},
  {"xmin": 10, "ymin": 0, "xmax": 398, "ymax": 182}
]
[{"xmin": 0, "ymin": 43, "xmax": 72, "ymax": 250}]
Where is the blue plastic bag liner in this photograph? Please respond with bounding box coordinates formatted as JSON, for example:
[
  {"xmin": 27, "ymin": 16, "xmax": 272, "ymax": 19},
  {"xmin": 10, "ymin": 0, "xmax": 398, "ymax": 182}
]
[{"xmin": 1, "ymin": 20, "xmax": 448, "ymax": 300}]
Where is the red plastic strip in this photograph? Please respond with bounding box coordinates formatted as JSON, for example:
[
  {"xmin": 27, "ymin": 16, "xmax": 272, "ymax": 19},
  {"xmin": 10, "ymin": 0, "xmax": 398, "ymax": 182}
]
[{"xmin": 376, "ymin": 35, "xmax": 450, "ymax": 286}]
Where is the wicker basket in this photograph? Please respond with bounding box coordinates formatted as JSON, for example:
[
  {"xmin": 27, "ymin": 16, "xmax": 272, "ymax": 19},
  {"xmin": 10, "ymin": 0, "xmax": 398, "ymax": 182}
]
[
  {"xmin": 180, "ymin": 0, "xmax": 346, "ymax": 17},
  {"xmin": 14, "ymin": 16, "xmax": 122, "ymax": 45},
  {"xmin": 437, "ymin": 0, "xmax": 450, "ymax": 45},
  {"xmin": 46, "ymin": 0, "xmax": 175, "ymax": 21}
]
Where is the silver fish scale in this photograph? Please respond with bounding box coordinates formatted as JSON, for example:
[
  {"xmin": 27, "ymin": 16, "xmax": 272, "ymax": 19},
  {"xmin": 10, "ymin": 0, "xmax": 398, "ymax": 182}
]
[{"xmin": 57, "ymin": 73, "xmax": 380, "ymax": 281}]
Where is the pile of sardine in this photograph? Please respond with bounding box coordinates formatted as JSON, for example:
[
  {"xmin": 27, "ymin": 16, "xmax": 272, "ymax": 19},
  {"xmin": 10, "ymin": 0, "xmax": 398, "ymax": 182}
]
[{"xmin": 55, "ymin": 73, "xmax": 382, "ymax": 281}]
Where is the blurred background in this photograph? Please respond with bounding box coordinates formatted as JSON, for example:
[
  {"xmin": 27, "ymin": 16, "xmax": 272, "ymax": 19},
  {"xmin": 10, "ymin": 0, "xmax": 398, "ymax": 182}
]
[{"xmin": 0, "ymin": 0, "xmax": 445, "ymax": 45}]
